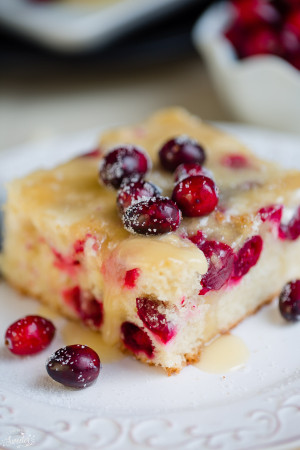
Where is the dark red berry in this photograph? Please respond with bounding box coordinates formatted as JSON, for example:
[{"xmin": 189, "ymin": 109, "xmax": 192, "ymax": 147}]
[
  {"xmin": 174, "ymin": 163, "xmax": 212, "ymax": 183},
  {"xmin": 172, "ymin": 175, "xmax": 218, "ymax": 217},
  {"xmin": 241, "ymin": 26, "xmax": 281, "ymax": 58},
  {"xmin": 46, "ymin": 345, "xmax": 100, "ymax": 388},
  {"xmin": 280, "ymin": 26, "xmax": 300, "ymax": 56},
  {"xmin": 121, "ymin": 322, "xmax": 154, "ymax": 358},
  {"xmin": 258, "ymin": 204, "xmax": 283, "ymax": 224},
  {"xmin": 279, "ymin": 280, "xmax": 300, "ymax": 321},
  {"xmin": 117, "ymin": 178, "xmax": 161, "ymax": 213},
  {"xmin": 198, "ymin": 240, "xmax": 235, "ymax": 294},
  {"xmin": 279, "ymin": 206, "xmax": 300, "ymax": 240},
  {"xmin": 232, "ymin": 235, "xmax": 263, "ymax": 280},
  {"xmin": 159, "ymin": 136, "xmax": 206, "ymax": 172},
  {"xmin": 188, "ymin": 230, "xmax": 206, "ymax": 247},
  {"xmin": 224, "ymin": 22, "xmax": 246, "ymax": 58},
  {"xmin": 220, "ymin": 153, "xmax": 251, "ymax": 169},
  {"xmin": 258, "ymin": 204, "xmax": 283, "ymax": 223},
  {"xmin": 232, "ymin": 0, "xmax": 280, "ymax": 27},
  {"xmin": 123, "ymin": 197, "xmax": 181, "ymax": 235},
  {"xmin": 62, "ymin": 286, "xmax": 103, "ymax": 328},
  {"xmin": 99, "ymin": 146, "xmax": 151, "ymax": 189},
  {"xmin": 124, "ymin": 268, "xmax": 141, "ymax": 289},
  {"xmin": 73, "ymin": 239, "xmax": 85, "ymax": 254},
  {"xmin": 136, "ymin": 297, "xmax": 176, "ymax": 343},
  {"xmin": 5, "ymin": 315, "xmax": 55, "ymax": 355},
  {"xmin": 287, "ymin": 53, "xmax": 300, "ymax": 70},
  {"xmin": 285, "ymin": 10, "xmax": 300, "ymax": 41}
]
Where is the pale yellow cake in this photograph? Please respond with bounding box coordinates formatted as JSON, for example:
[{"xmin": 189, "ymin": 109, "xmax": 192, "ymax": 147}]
[{"xmin": 2, "ymin": 108, "xmax": 300, "ymax": 373}]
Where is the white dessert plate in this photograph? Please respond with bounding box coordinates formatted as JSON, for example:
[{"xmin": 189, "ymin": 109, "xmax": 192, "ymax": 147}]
[
  {"xmin": 0, "ymin": 124, "xmax": 300, "ymax": 450},
  {"xmin": 0, "ymin": 0, "xmax": 192, "ymax": 52}
]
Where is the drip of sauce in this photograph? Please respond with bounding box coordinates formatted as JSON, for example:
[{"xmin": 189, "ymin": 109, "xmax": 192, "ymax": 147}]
[
  {"xmin": 195, "ymin": 334, "xmax": 249, "ymax": 374},
  {"xmin": 61, "ymin": 321, "xmax": 124, "ymax": 363}
]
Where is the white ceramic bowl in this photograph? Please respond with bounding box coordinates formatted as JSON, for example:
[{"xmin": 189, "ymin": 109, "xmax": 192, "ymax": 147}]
[{"xmin": 193, "ymin": 2, "xmax": 300, "ymax": 133}]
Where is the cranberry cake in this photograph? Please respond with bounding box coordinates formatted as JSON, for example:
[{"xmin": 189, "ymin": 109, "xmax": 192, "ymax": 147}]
[{"xmin": 2, "ymin": 108, "xmax": 300, "ymax": 374}]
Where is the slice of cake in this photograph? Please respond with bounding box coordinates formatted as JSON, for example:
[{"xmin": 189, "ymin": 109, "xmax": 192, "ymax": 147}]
[{"xmin": 2, "ymin": 108, "xmax": 300, "ymax": 374}]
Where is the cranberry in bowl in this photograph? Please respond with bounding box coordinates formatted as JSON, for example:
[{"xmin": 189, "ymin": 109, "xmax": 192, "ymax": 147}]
[{"xmin": 192, "ymin": 1, "xmax": 300, "ymax": 133}]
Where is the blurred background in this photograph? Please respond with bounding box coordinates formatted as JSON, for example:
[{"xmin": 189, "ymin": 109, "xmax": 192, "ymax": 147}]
[
  {"xmin": 0, "ymin": 0, "xmax": 229, "ymax": 152},
  {"xmin": 0, "ymin": 0, "xmax": 299, "ymax": 153}
]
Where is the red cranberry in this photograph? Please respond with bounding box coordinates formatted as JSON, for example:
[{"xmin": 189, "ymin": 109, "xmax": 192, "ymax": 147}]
[
  {"xmin": 232, "ymin": 235, "xmax": 263, "ymax": 280},
  {"xmin": 188, "ymin": 230, "xmax": 206, "ymax": 247},
  {"xmin": 174, "ymin": 163, "xmax": 212, "ymax": 183},
  {"xmin": 122, "ymin": 197, "xmax": 181, "ymax": 235},
  {"xmin": 280, "ymin": 26, "xmax": 300, "ymax": 56},
  {"xmin": 224, "ymin": 22, "xmax": 246, "ymax": 58},
  {"xmin": 124, "ymin": 268, "xmax": 141, "ymax": 289},
  {"xmin": 63, "ymin": 286, "xmax": 103, "ymax": 328},
  {"xmin": 5, "ymin": 315, "xmax": 55, "ymax": 355},
  {"xmin": 117, "ymin": 178, "xmax": 161, "ymax": 213},
  {"xmin": 73, "ymin": 239, "xmax": 85, "ymax": 254},
  {"xmin": 241, "ymin": 26, "xmax": 281, "ymax": 58},
  {"xmin": 198, "ymin": 240, "xmax": 235, "ymax": 294},
  {"xmin": 287, "ymin": 53, "xmax": 300, "ymax": 70},
  {"xmin": 279, "ymin": 280, "xmax": 300, "ymax": 321},
  {"xmin": 99, "ymin": 145, "xmax": 151, "ymax": 189},
  {"xmin": 279, "ymin": 206, "xmax": 300, "ymax": 240},
  {"xmin": 172, "ymin": 175, "xmax": 218, "ymax": 217},
  {"xmin": 258, "ymin": 204, "xmax": 283, "ymax": 224},
  {"xmin": 159, "ymin": 136, "xmax": 206, "ymax": 172},
  {"xmin": 136, "ymin": 297, "xmax": 176, "ymax": 343},
  {"xmin": 46, "ymin": 345, "xmax": 100, "ymax": 388},
  {"xmin": 220, "ymin": 153, "xmax": 251, "ymax": 169},
  {"xmin": 232, "ymin": 0, "xmax": 280, "ymax": 27},
  {"xmin": 52, "ymin": 248, "xmax": 80, "ymax": 274},
  {"xmin": 285, "ymin": 10, "xmax": 300, "ymax": 41},
  {"xmin": 121, "ymin": 322, "xmax": 154, "ymax": 358}
]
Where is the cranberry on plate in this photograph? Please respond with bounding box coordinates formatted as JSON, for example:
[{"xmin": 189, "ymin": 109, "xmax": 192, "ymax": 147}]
[
  {"xmin": 279, "ymin": 280, "xmax": 300, "ymax": 321},
  {"xmin": 5, "ymin": 315, "xmax": 56, "ymax": 355},
  {"xmin": 46, "ymin": 344, "xmax": 101, "ymax": 388}
]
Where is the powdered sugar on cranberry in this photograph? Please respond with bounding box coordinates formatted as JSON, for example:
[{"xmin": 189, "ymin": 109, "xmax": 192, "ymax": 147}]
[
  {"xmin": 136, "ymin": 297, "xmax": 176, "ymax": 343},
  {"xmin": 122, "ymin": 197, "xmax": 181, "ymax": 235},
  {"xmin": 99, "ymin": 145, "xmax": 151, "ymax": 189}
]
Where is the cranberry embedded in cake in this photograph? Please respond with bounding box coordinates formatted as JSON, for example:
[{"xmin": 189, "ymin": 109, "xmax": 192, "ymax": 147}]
[
  {"xmin": 121, "ymin": 322, "xmax": 154, "ymax": 358},
  {"xmin": 136, "ymin": 297, "xmax": 176, "ymax": 343}
]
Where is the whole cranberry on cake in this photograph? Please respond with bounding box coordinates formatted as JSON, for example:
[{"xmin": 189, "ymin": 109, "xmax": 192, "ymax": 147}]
[{"xmin": 2, "ymin": 108, "xmax": 300, "ymax": 374}]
